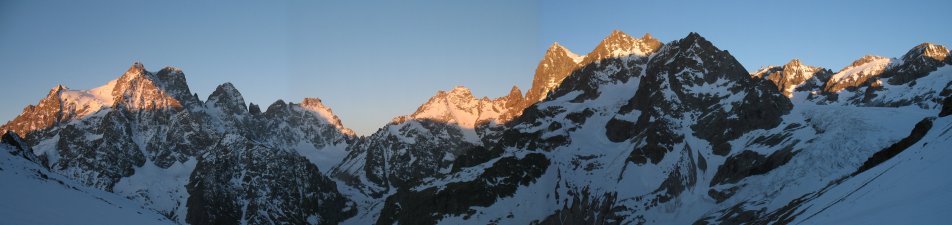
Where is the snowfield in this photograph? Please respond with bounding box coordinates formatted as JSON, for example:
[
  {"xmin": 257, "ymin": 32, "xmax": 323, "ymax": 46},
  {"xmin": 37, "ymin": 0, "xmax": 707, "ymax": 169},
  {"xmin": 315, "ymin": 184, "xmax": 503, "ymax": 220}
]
[{"xmin": 0, "ymin": 145, "xmax": 175, "ymax": 225}]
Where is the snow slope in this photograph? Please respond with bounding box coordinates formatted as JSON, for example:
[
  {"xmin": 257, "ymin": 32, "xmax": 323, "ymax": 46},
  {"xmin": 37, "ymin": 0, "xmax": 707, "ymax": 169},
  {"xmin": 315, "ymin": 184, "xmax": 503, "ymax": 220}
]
[
  {"xmin": 0, "ymin": 144, "xmax": 175, "ymax": 225},
  {"xmin": 788, "ymin": 115, "xmax": 952, "ymax": 225}
]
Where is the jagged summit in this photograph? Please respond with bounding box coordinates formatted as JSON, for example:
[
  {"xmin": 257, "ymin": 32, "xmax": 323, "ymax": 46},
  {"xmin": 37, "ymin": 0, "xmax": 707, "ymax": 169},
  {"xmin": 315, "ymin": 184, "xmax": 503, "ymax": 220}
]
[
  {"xmin": 206, "ymin": 82, "xmax": 247, "ymax": 116},
  {"xmin": 299, "ymin": 97, "xmax": 355, "ymax": 136},
  {"xmin": 48, "ymin": 84, "xmax": 67, "ymax": 96},
  {"xmin": 678, "ymin": 32, "xmax": 714, "ymax": 50},
  {"xmin": 904, "ymin": 42, "xmax": 949, "ymax": 62},
  {"xmin": 447, "ymin": 85, "xmax": 474, "ymax": 96},
  {"xmin": 110, "ymin": 62, "xmax": 201, "ymax": 111},
  {"xmin": 526, "ymin": 43, "xmax": 584, "ymax": 104},
  {"xmin": 546, "ymin": 42, "xmax": 584, "ymax": 63},
  {"xmin": 407, "ymin": 85, "xmax": 483, "ymax": 127},
  {"xmin": 641, "ymin": 32, "xmax": 656, "ymax": 40},
  {"xmin": 786, "ymin": 58, "xmax": 802, "ymax": 67},
  {"xmin": 886, "ymin": 42, "xmax": 951, "ymax": 85},
  {"xmin": 128, "ymin": 61, "xmax": 145, "ymax": 73},
  {"xmin": 581, "ymin": 30, "xmax": 662, "ymax": 65},
  {"xmin": 507, "ymin": 85, "xmax": 522, "ymax": 96},
  {"xmin": 6, "ymin": 32, "xmax": 952, "ymax": 225},
  {"xmin": 752, "ymin": 58, "xmax": 832, "ymax": 97}
]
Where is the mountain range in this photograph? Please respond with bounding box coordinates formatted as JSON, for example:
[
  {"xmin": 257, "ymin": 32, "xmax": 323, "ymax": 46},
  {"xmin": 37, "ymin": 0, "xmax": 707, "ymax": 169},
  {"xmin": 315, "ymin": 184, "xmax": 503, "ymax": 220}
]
[{"xmin": 2, "ymin": 30, "xmax": 951, "ymax": 225}]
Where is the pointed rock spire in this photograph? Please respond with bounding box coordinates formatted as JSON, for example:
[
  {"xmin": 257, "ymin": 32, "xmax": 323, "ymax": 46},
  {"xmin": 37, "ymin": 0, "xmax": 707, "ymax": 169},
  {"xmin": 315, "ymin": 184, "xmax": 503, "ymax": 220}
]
[
  {"xmin": 506, "ymin": 85, "xmax": 523, "ymax": 99},
  {"xmin": 48, "ymin": 84, "xmax": 67, "ymax": 96},
  {"xmin": 525, "ymin": 42, "xmax": 583, "ymax": 105},
  {"xmin": 642, "ymin": 32, "xmax": 657, "ymax": 41},
  {"xmin": 248, "ymin": 102, "xmax": 261, "ymax": 115},
  {"xmin": 206, "ymin": 82, "xmax": 247, "ymax": 115}
]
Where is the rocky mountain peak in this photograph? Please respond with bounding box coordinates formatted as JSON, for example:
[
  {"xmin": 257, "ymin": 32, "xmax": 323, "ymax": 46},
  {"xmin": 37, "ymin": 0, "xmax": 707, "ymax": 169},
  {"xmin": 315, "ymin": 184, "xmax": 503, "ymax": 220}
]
[
  {"xmin": 785, "ymin": 58, "xmax": 803, "ymax": 67},
  {"xmin": 546, "ymin": 42, "xmax": 584, "ymax": 63},
  {"xmin": 446, "ymin": 86, "xmax": 474, "ymax": 98},
  {"xmin": 206, "ymin": 82, "xmax": 247, "ymax": 115},
  {"xmin": 850, "ymin": 55, "xmax": 889, "ymax": 68},
  {"xmin": 659, "ymin": 32, "xmax": 746, "ymax": 81},
  {"xmin": 823, "ymin": 55, "xmax": 891, "ymax": 93},
  {"xmin": 606, "ymin": 29, "xmax": 632, "ymax": 42},
  {"xmin": 903, "ymin": 43, "xmax": 949, "ymax": 62},
  {"xmin": 885, "ymin": 43, "xmax": 952, "ymax": 85},
  {"xmin": 505, "ymin": 85, "xmax": 523, "ymax": 100},
  {"xmin": 248, "ymin": 102, "xmax": 261, "ymax": 115},
  {"xmin": 110, "ymin": 62, "xmax": 196, "ymax": 111},
  {"xmin": 405, "ymin": 85, "xmax": 520, "ymax": 128},
  {"xmin": 300, "ymin": 97, "xmax": 328, "ymax": 109},
  {"xmin": 609, "ymin": 31, "xmax": 792, "ymax": 162},
  {"xmin": 642, "ymin": 32, "xmax": 657, "ymax": 41},
  {"xmin": 525, "ymin": 43, "xmax": 584, "ymax": 104},
  {"xmin": 298, "ymin": 97, "xmax": 354, "ymax": 136},
  {"xmin": 755, "ymin": 59, "xmax": 831, "ymax": 97},
  {"xmin": 581, "ymin": 30, "xmax": 662, "ymax": 65},
  {"xmin": 48, "ymin": 84, "xmax": 67, "ymax": 96},
  {"xmin": 265, "ymin": 100, "xmax": 288, "ymax": 115},
  {"xmin": 127, "ymin": 61, "xmax": 145, "ymax": 74}
]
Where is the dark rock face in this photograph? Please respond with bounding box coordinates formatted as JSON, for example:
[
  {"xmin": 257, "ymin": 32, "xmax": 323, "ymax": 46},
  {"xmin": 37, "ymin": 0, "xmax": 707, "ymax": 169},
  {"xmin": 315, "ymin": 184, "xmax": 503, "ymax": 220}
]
[
  {"xmin": 710, "ymin": 146, "xmax": 797, "ymax": 186},
  {"xmin": 375, "ymin": 153, "xmax": 550, "ymax": 225},
  {"xmin": 852, "ymin": 117, "xmax": 934, "ymax": 176},
  {"xmin": 532, "ymin": 192, "xmax": 622, "ymax": 225},
  {"xmin": 1, "ymin": 131, "xmax": 40, "ymax": 163},
  {"xmin": 333, "ymin": 85, "xmax": 526, "ymax": 197},
  {"xmin": 254, "ymin": 99, "xmax": 354, "ymax": 150},
  {"xmin": 206, "ymin": 82, "xmax": 248, "ymax": 117},
  {"xmin": 54, "ymin": 111, "xmax": 147, "ymax": 191},
  {"xmin": 334, "ymin": 118, "xmax": 480, "ymax": 196},
  {"xmin": 612, "ymin": 32, "xmax": 791, "ymax": 164},
  {"xmin": 884, "ymin": 43, "xmax": 950, "ymax": 85},
  {"xmin": 186, "ymin": 136, "xmax": 355, "ymax": 225},
  {"xmin": 941, "ymin": 96, "xmax": 952, "ymax": 117},
  {"xmin": 248, "ymin": 103, "xmax": 262, "ymax": 115}
]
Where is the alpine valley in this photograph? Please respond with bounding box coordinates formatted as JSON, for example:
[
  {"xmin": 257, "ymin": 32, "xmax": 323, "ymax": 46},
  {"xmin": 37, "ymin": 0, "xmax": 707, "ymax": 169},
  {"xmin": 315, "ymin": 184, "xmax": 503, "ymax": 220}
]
[{"xmin": 2, "ymin": 30, "xmax": 951, "ymax": 225}]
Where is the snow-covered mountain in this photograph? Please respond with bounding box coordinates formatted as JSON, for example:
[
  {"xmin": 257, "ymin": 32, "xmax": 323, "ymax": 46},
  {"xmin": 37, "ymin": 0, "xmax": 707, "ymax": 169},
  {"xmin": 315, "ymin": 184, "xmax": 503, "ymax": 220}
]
[
  {"xmin": 1, "ymin": 132, "xmax": 177, "ymax": 225},
  {"xmin": 343, "ymin": 31, "xmax": 952, "ymax": 225},
  {"xmin": 808, "ymin": 43, "xmax": 952, "ymax": 109},
  {"xmin": 332, "ymin": 85, "xmax": 523, "ymax": 198},
  {"xmin": 1, "ymin": 63, "xmax": 356, "ymax": 225},
  {"xmin": 752, "ymin": 59, "xmax": 833, "ymax": 97},
  {"xmin": 2, "ymin": 30, "xmax": 951, "ymax": 225}
]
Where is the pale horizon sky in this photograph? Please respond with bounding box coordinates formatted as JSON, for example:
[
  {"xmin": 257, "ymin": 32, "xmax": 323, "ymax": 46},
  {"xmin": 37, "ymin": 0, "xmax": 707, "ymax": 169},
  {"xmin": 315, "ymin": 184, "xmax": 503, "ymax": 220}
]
[{"xmin": 1, "ymin": 0, "xmax": 950, "ymax": 135}]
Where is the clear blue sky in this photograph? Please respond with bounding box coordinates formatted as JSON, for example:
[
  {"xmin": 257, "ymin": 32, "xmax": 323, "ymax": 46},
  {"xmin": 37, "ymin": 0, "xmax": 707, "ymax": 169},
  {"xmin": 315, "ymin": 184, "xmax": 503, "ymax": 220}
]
[{"xmin": 1, "ymin": 0, "xmax": 949, "ymax": 135}]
